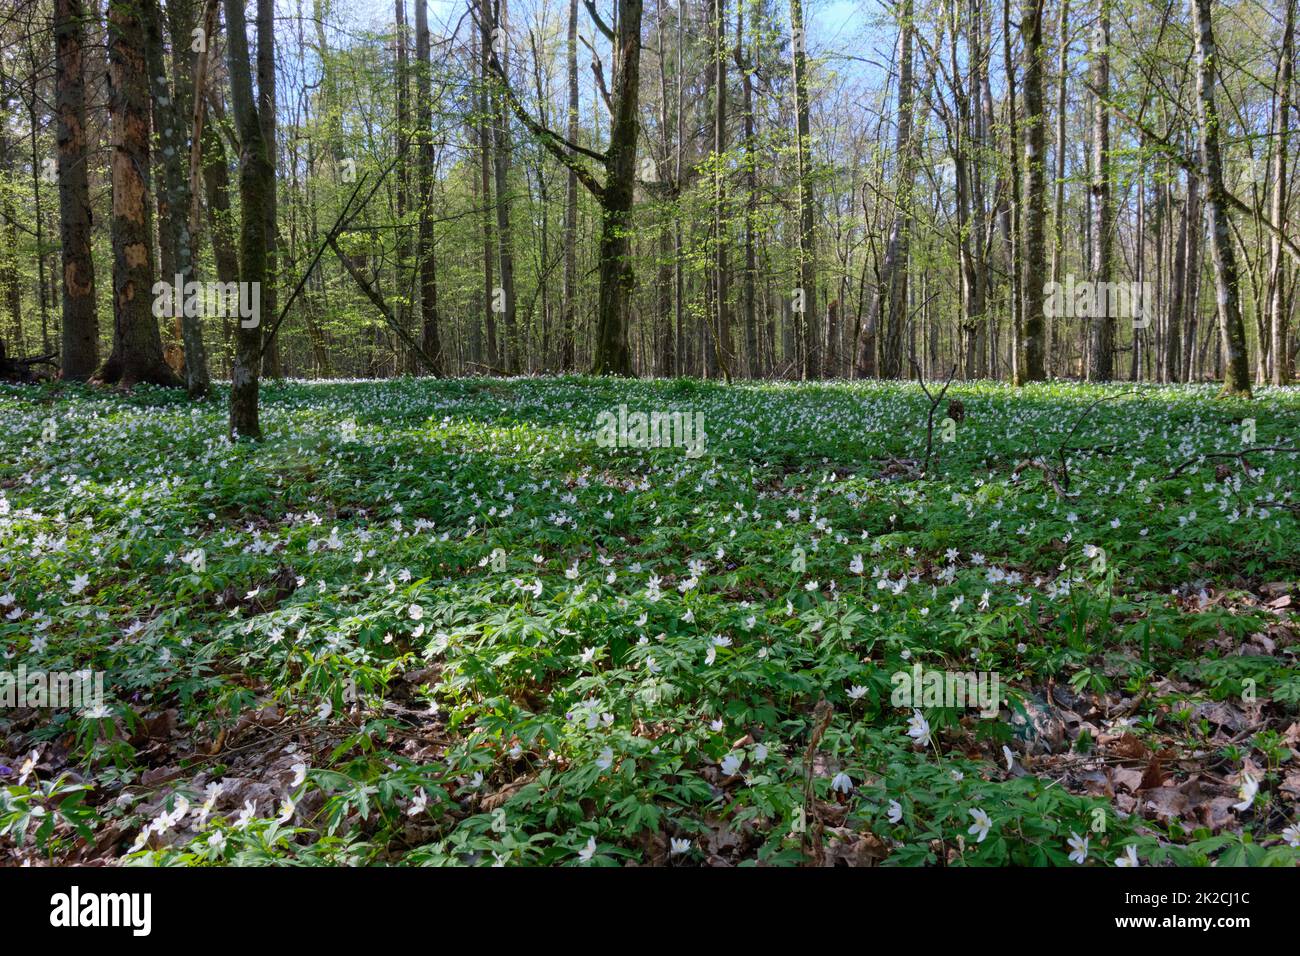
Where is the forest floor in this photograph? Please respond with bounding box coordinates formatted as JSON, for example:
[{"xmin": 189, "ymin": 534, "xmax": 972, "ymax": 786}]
[{"xmin": 2, "ymin": 375, "xmax": 1299, "ymax": 866}]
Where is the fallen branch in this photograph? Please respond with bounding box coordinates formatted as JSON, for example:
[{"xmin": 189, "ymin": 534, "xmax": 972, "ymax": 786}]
[
  {"xmin": 0, "ymin": 341, "xmax": 58, "ymax": 382},
  {"xmin": 327, "ymin": 235, "xmax": 442, "ymax": 375},
  {"xmin": 1012, "ymin": 457, "xmax": 1075, "ymax": 498},
  {"xmin": 257, "ymin": 156, "xmax": 398, "ymax": 363},
  {"xmin": 1049, "ymin": 390, "xmax": 1138, "ymax": 490},
  {"xmin": 1161, "ymin": 445, "xmax": 1299, "ymax": 480}
]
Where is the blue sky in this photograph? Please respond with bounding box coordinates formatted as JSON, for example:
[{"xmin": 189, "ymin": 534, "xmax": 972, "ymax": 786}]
[{"xmin": 339, "ymin": 0, "xmax": 882, "ymax": 56}]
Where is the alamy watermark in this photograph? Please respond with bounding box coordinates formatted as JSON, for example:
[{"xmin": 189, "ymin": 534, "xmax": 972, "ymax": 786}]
[
  {"xmin": 595, "ymin": 405, "xmax": 706, "ymax": 458},
  {"xmin": 1044, "ymin": 275, "xmax": 1154, "ymax": 329},
  {"xmin": 890, "ymin": 663, "xmax": 1000, "ymax": 718},
  {"xmin": 1, "ymin": 666, "xmax": 106, "ymax": 715},
  {"xmin": 152, "ymin": 274, "xmax": 261, "ymax": 329},
  {"xmin": 50, "ymin": 886, "xmax": 151, "ymax": 936}
]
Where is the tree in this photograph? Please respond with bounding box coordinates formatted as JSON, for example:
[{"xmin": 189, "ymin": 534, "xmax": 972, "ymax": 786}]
[
  {"xmin": 144, "ymin": 0, "xmax": 210, "ymax": 395},
  {"xmin": 1018, "ymin": 0, "xmax": 1047, "ymax": 382},
  {"xmin": 1002, "ymin": 0, "xmax": 1023, "ymax": 383},
  {"xmin": 256, "ymin": 0, "xmax": 280, "ymax": 379},
  {"xmin": 709, "ymin": 0, "xmax": 730, "ymax": 381},
  {"xmin": 485, "ymin": 0, "xmax": 520, "ymax": 374},
  {"xmin": 1267, "ymin": 0, "xmax": 1294, "ymax": 385},
  {"xmin": 1047, "ymin": 0, "xmax": 1069, "ymax": 377},
  {"xmin": 225, "ymin": 0, "xmax": 274, "ymax": 437},
  {"xmin": 560, "ymin": 0, "xmax": 579, "ymax": 371},
  {"xmin": 414, "ymin": 0, "xmax": 442, "ymax": 371},
  {"xmin": 485, "ymin": 0, "xmax": 642, "ymax": 376},
  {"xmin": 54, "ymin": 0, "xmax": 97, "ymax": 381},
  {"xmin": 589, "ymin": 0, "xmax": 642, "ymax": 376},
  {"xmin": 474, "ymin": 10, "xmax": 498, "ymax": 369},
  {"xmin": 737, "ymin": 0, "xmax": 758, "ymax": 377},
  {"xmin": 395, "ymin": 0, "xmax": 412, "ymax": 370},
  {"xmin": 97, "ymin": 0, "xmax": 179, "ymax": 387},
  {"xmin": 789, "ymin": 0, "xmax": 817, "ymax": 378},
  {"xmin": 1190, "ymin": 0, "xmax": 1251, "ymax": 396},
  {"xmin": 192, "ymin": 0, "xmax": 241, "ymax": 364},
  {"xmin": 1087, "ymin": 0, "xmax": 1112, "ymax": 380}
]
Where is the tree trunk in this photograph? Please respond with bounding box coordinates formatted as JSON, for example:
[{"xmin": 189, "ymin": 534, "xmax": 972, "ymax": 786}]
[
  {"xmin": 1047, "ymin": 0, "xmax": 1068, "ymax": 377},
  {"xmin": 224, "ymin": 0, "xmax": 271, "ymax": 436},
  {"xmin": 414, "ymin": 0, "xmax": 441, "ymax": 372},
  {"xmin": 487, "ymin": 0, "xmax": 519, "ymax": 373},
  {"xmin": 789, "ymin": 0, "xmax": 817, "ymax": 378},
  {"xmin": 1166, "ymin": 171, "xmax": 1190, "ymax": 383},
  {"xmin": 674, "ymin": 0, "xmax": 685, "ymax": 376},
  {"xmin": 1190, "ymin": 0, "xmax": 1252, "ymax": 395},
  {"xmin": 1085, "ymin": 0, "xmax": 1114, "ymax": 379},
  {"xmin": 590, "ymin": 0, "xmax": 642, "ymax": 376},
  {"xmin": 1002, "ymin": 0, "xmax": 1024, "ymax": 383},
  {"xmin": 1019, "ymin": 0, "xmax": 1047, "ymax": 382},
  {"xmin": 710, "ymin": 0, "xmax": 730, "ymax": 380},
  {"xmin": 143, "ymin": 0, "xmax": 210, "ymax": 395},
  {"xmin": 858, "ymin": 0, "xmax": 914, "ymax": 381},
  {"xmin": 54, "ymin": 0, "xmax": 98, "ymax": 381},
  {"xmin": 738, "ymin": 0, "xmax": 758, "ymax": 377},
  {"xmin": 561, "ymin": 0, "xmax": 579, "ymax": 371},
  {"xmin": 395, "ymin": 0, "xmax": 413, "ymax": 372},
  {"xmin": 475, "ymin": 13, "xmax": 498, "ymax": 370},
  {"xmin": 1182, "ymin": 173, "xmax": 1203, "ymax": 381},
  {"xmin": 98, "ymin": 0, "xmax": 179, "ymax": 388},
  {"xmin": 1268, "ymin": 0, "xmax": 1294, "ymax": 384},
  {"xmin": 256, "ymin": 0, "xmax": 280, "ymax": 379}
]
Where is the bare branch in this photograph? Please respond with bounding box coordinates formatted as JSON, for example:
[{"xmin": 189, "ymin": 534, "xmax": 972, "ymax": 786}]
[{"xmin": 582, "ymin": 0, "xmax": 614, "ymax": 42}]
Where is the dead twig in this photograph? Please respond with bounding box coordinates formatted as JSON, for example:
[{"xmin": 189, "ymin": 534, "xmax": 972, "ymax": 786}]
[
  {"xmin": 1012, "ymin": 390, "xmax": 1136, "ymax": 495},
  {"xmin": 1012, "ymin": 457, "xmax": 1074, "ymax": 498},
  {"xmin": 801, "ymin": 697, "xmax": 834, "ymax": 864},
  {"xmin": 1161, "ymin": 446, "xmax": 1299, "ymax": 480},
  {"xmin": 912, "ymin": 361, "xmax": 957, "ymax": 477},
  {"xmin": 1052, "ymin": 390, "xmax": 1137, "ymax": 490}
]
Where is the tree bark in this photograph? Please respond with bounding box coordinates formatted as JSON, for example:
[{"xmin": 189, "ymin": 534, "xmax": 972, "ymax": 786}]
[
  {"xmin": 54, "ymin": 0, "xmax": 98, "ymax": 381},
  {"xmin": 561, "ymin": 0, "xmax": 579, "ymax": 371},
  {"xmin": 256, "ymin": 0, "xmax": 280, "ymax": 379},
  {"xmin": 1019, "ymin": 0, "xmax": 1047, "ymax": 381},
  {"xmin": 590, "ymin": 0, "xmax": 642, "ymax": 376},
  {"xmin": 1190, "ymin": 0, "xmax": 1252, "ymax": 395},
  {"xmin": 224, "ymin": 0, "xmax": 272, "ymax": 436},
  {"xmin": 98, "ymin": 0, "xmax": 179, "ymax": 388},
  {"xmin": 474, "ymin": 12, "xmax": 498, "ymax": 370},
  {"xmin": 414, "ymin": 0, "xmax": 442, "ymax": 372},
  {"xmin": 1087, "ymin": 0, "xmax": 1113, "ymax": 380},
  {"xmin": 486, "ymin": 0, "xmax": 519, "ymax": 373},
  {"xmin": 144, "ymin": 0, "xmax": 210, "ymax": 395},
  {"xmin": 1268, "ymin": 0, "xmax": 1294, "ymax": 384},
  {"xmin": 858, "ymin": 0, "xmax": 914, "ymax": 381},
  {"xmin": 710, "ymin": 0, "xmax": 730, "ymax": 380},
  {"xmin": 1165, "ymin": 171, "xmax": 1191, "ymax": 383},
  {"xmin": 789, "ymin": 0, "xmax": 817, "ymax": 378},
  {"xmin": 395, "ymin": 0, "xmax": 412, "ymax": 371},
  {"xmin": 738, "ymin": 0, "xmax": 758, "ymax": 377},
  {"xmin": 1047, "ymin": 0, "xmax": 1068, "ymax": 377},
  {"xmin": 1002, "ymin": 0, "xmax": 1023, "ymax": 383}
]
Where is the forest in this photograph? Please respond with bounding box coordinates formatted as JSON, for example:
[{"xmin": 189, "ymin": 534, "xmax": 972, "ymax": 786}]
[
  {"xmin": 0, "ymin": 0, "xmax": 1299, "ymax": 874},
  {"xmin": 0, "ymin": 0, "xmax": 1295, "ymax": 399}
]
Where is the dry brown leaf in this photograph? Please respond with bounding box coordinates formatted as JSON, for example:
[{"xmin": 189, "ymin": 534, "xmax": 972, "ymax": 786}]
[
  {"xmin": 480, "ymin": 773, "xmax": 535, "ymax": 812},
  {"xmin": 1110, "ymin": 733, "xmax": 1148, "ymax": 761},
  {"xmin": 1112, "ymin": 767, "xmax": 1145, "ymax": 794},
  {"xmin": 822, "ymin": 827, "xmax": 889, "ymax": 867}
]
